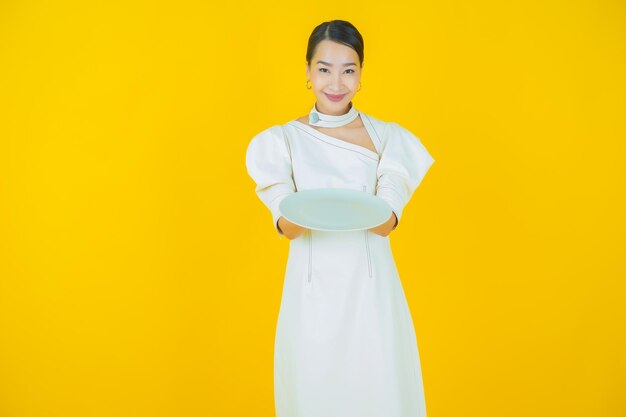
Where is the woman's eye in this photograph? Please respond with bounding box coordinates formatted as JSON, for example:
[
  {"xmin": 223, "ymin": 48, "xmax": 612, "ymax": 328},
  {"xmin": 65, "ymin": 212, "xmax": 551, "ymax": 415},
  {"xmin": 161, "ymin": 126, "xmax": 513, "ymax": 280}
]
[{"xmin": 318, "ymin": 68, "xmax": 355, "ymax": 74}]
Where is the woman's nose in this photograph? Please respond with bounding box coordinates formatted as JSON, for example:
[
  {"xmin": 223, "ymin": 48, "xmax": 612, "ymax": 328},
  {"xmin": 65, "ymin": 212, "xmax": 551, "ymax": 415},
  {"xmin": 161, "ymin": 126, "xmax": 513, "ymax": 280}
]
[{"xmin": 331, "ymin": 75, "xmax": 343, "ymax": 90}]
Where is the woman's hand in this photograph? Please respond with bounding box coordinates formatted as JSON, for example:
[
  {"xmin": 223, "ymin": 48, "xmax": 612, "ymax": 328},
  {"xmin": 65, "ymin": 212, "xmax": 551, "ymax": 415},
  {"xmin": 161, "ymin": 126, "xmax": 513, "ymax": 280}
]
[
  {"xmin": 277, "ymin": 216, "xmax": 308, "ymax": 240},
  {"xmin": 279, "ymin": 212, "xmax": 396, "ymax": 239},
  {"xmin": 368, "ymin": 212, "xmax": 397, "ymax": 237}
]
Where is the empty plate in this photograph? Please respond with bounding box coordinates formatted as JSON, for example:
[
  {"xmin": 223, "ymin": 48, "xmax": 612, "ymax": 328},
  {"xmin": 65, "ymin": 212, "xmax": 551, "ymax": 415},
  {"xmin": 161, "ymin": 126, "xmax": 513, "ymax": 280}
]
[{"xmin": 279, "ymin": 188, "xmax": 392, "ymax": 231}]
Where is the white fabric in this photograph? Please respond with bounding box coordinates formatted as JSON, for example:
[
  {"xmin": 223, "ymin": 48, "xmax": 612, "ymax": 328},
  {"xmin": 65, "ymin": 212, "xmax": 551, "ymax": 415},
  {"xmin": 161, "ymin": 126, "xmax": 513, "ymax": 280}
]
[{"xmin": 245, "ymin": 111, "xmax": 435, "ymax": 417}]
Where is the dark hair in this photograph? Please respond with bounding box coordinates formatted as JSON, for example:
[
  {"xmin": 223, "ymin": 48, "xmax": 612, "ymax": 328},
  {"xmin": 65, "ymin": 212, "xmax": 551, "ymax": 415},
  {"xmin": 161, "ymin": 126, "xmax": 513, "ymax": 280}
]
[{"xmin": 306, "ymin": 20, "xmax": 364, "ymax": 68}]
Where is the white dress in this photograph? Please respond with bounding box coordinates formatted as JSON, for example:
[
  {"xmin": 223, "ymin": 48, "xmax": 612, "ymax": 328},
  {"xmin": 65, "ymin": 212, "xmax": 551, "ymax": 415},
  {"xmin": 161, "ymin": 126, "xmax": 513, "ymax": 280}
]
[{"xmin": 245, "ymin": 111, "xmax": 435, "ymax": 417}]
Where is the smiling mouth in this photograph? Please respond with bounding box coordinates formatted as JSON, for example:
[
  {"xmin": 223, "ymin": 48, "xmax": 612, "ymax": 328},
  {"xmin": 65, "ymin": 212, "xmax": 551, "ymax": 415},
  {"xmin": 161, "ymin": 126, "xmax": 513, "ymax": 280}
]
[{"xmin": 325, "ymin": 93, "xmax": 346, "ymax": 99}]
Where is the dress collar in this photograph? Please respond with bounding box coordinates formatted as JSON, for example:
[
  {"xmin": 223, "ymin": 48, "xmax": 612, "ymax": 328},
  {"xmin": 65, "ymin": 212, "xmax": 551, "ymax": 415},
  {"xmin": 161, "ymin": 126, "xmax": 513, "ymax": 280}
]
[{"xmin": 309, "ymin": 101, "xmax": 359, "ymax": 128}]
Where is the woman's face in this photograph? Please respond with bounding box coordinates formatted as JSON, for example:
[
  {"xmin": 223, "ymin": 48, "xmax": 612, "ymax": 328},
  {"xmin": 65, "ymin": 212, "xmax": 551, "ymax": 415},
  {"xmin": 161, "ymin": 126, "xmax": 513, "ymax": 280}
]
[{"xmin": 306, "ymin": 39, "xmax": 362, "ymax": 115}]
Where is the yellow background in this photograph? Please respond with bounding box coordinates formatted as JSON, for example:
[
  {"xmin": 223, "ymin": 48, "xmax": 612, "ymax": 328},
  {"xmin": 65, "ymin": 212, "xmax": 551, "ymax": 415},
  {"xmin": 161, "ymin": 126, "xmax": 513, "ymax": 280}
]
[{"xmin": 1, "ymin": 1, "xmax": 624, "ymax": 416}]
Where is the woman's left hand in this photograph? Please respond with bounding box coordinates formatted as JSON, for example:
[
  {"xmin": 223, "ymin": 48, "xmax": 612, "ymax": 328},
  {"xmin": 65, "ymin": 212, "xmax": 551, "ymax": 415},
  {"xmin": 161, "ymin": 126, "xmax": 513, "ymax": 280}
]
[{"xmin": 368, "ymin": 212, "xmax": 397, "ymax": 237}]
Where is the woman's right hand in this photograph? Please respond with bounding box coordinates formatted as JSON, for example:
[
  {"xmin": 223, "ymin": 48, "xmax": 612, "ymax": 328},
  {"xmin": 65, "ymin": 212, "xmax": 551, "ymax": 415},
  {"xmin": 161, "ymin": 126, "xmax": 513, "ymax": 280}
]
[{"xmin": 277, "ymin": 216, "xmax": 308, "ymax": 240}]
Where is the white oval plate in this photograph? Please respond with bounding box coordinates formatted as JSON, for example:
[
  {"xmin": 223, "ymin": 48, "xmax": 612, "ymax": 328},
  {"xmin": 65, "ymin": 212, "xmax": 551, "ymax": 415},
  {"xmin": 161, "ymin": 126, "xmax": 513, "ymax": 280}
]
[{"xmin": 279, "ymin": 188, "xmax": 392, "ymax": 231}]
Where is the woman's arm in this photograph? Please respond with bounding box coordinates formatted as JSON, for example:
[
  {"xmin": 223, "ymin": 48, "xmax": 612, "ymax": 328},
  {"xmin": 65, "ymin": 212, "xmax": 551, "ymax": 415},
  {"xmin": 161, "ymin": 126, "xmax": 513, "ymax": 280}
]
[
  {"xmin": 368, "ymin": 212, "xmax": 398, "ymax": 237},
  {"xmin": 277, "ymin": 216, "xmax": 308, "ymax": 240}
]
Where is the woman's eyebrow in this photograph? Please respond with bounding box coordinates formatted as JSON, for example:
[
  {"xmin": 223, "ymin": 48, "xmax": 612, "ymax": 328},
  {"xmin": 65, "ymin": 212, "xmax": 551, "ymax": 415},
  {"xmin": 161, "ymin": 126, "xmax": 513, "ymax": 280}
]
[{"xmin": 316, "ymin": 60, "xmax": 357, "ymax": 67}]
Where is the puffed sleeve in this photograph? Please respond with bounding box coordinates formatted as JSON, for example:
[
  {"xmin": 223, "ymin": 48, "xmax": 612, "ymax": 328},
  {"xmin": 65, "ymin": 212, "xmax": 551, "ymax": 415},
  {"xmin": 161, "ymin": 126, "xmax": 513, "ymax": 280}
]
[
  {"xmin": 245, "ymin": 125, "xmax": 296, "ymax": 237},
  {"xmin": 375, "ymin": 122, "xmax": 435, "ymax": 229}
]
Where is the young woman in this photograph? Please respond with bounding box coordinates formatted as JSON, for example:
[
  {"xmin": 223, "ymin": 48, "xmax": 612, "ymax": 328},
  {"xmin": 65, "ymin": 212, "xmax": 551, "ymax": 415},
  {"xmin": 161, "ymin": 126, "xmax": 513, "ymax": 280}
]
[{"xmin": 245, "ymin": 19, "xmax": 435, "ymax": 417}]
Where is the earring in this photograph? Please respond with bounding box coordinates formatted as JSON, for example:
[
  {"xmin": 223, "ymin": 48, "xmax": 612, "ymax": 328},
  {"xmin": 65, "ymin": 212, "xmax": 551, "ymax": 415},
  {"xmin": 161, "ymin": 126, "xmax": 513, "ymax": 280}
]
[
  {"xmin": 305, "ymin": 80, "xmax": 312, "ymax": 89},
  {"xmin": 357, "ymin": 81, "xmax": 362, "ymax": 92}
]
